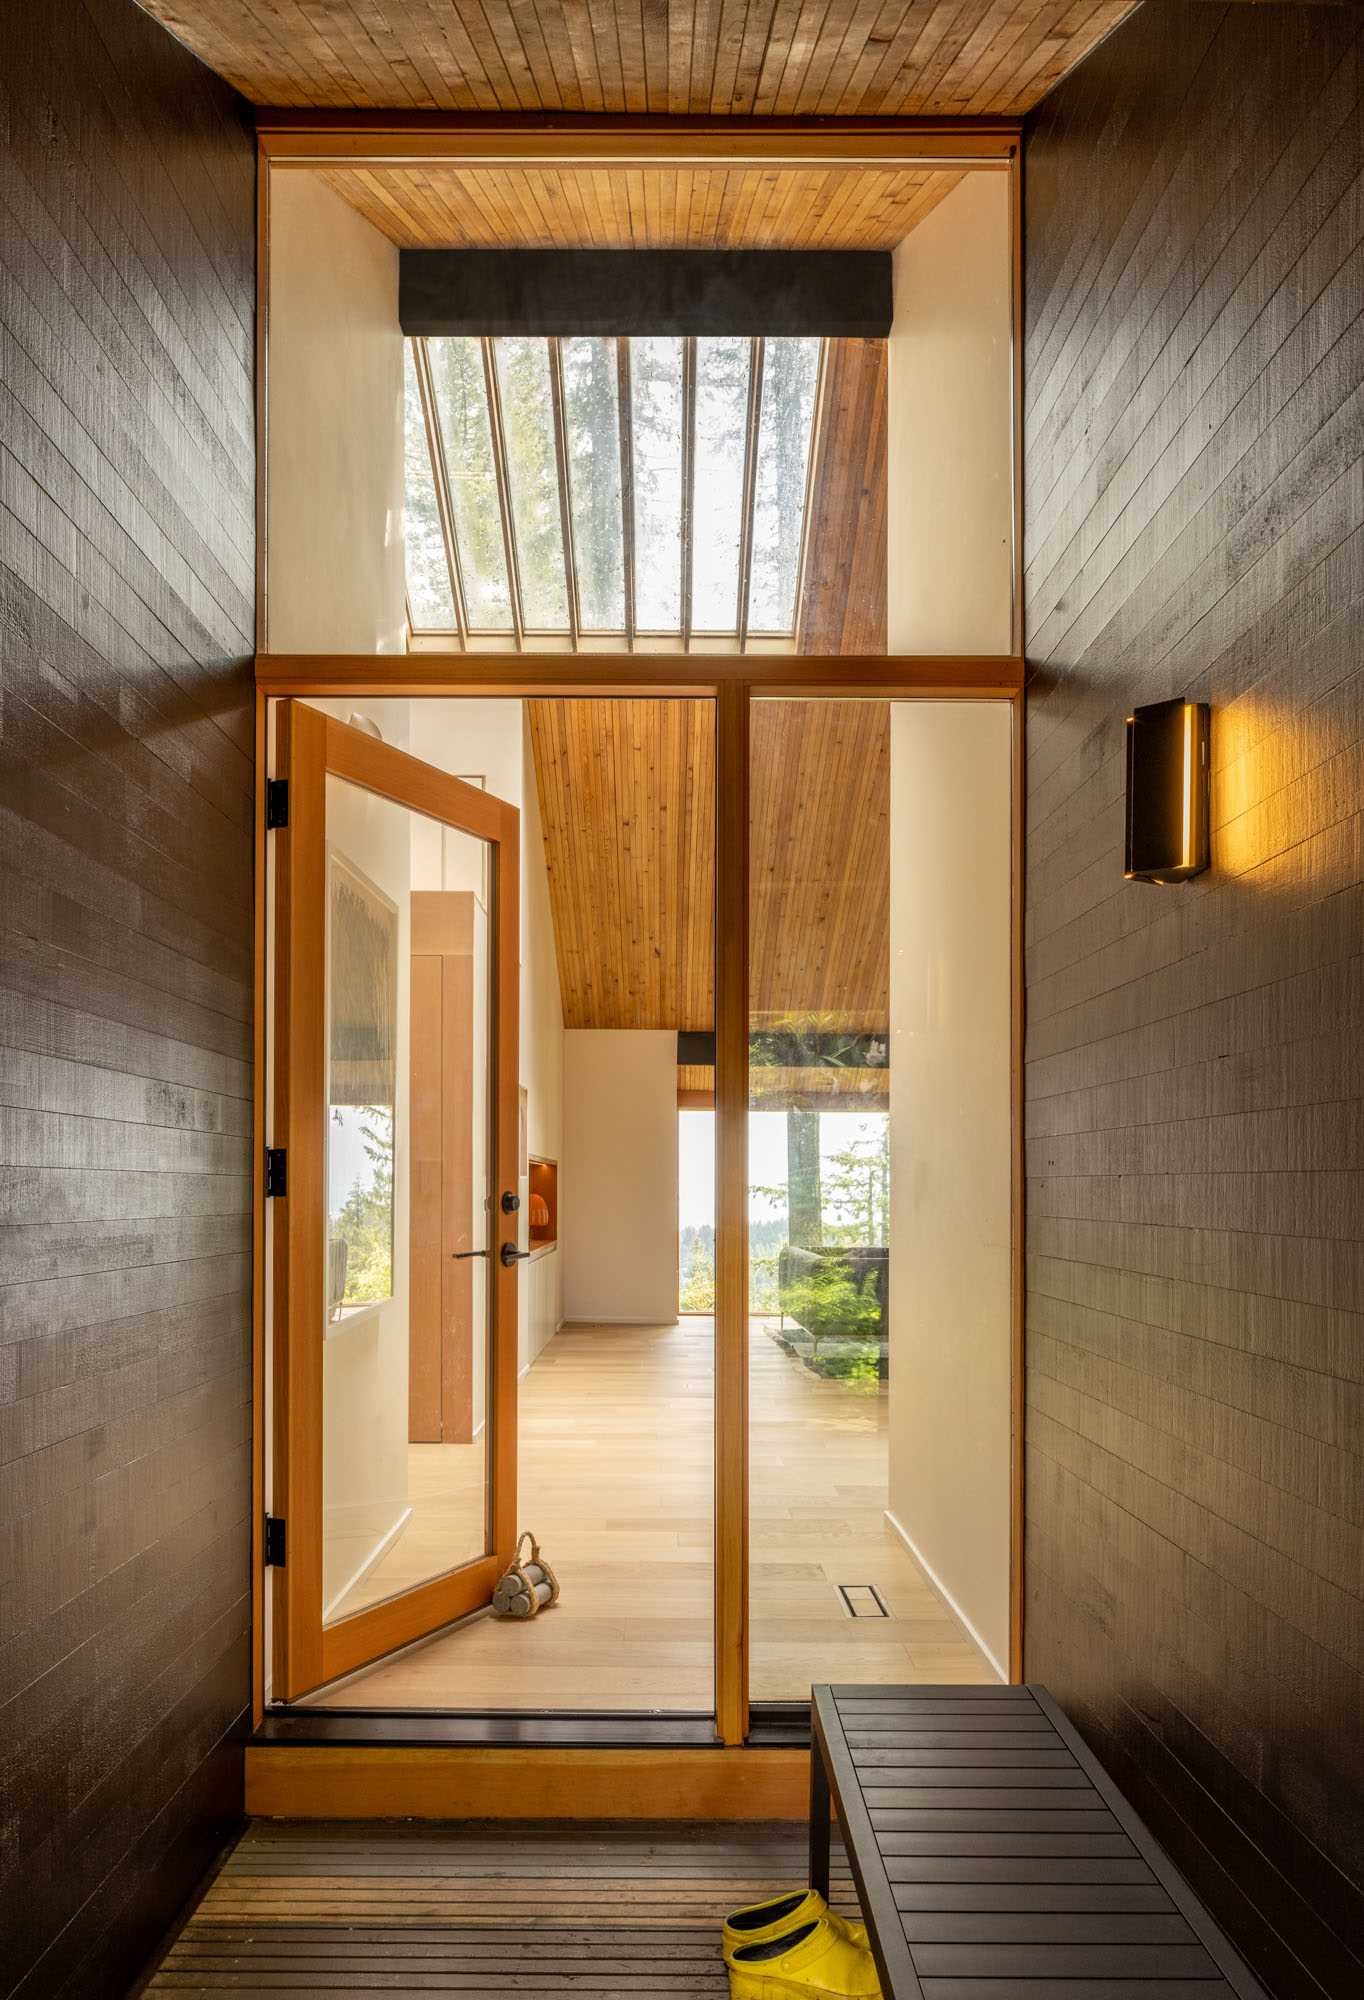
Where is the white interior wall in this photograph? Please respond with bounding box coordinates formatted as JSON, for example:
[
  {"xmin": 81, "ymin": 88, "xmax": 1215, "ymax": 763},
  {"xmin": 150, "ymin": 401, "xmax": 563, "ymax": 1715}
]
[
  {"xmin": 887, "ymin": 702, "xmax": 1012, "ymax": 1676},
  {"xmin": 266, "ymin": 173, "xmax": 406, "ymax": 654},
  {"xmin": 887, "ymin": 173, "xmax": 1013, "ymax": 654},
  {"xmin": 883, "ymin": 173, "xmax": 1014, "ymax": 1676},
  {"xmin": 562, "ymin": 1031, "xmax": 679, "ymax": 1324}
]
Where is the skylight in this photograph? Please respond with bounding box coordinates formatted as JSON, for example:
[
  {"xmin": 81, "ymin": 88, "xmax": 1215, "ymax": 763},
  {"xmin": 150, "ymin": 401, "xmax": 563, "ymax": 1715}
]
[{"xmin": 404, "ymin": 335, "xmax": 825, "ymax": 650}]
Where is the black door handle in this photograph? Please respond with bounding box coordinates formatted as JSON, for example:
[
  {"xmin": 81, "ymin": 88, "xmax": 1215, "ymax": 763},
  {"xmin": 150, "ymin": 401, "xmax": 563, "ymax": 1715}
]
[
  {"xmin": 500, "ymin": 1241, "xmax": 530, "ymax": 1267},
  {"xmin": 452, "ymin": 1249, "xmax": 487, "ymax": 1260}
]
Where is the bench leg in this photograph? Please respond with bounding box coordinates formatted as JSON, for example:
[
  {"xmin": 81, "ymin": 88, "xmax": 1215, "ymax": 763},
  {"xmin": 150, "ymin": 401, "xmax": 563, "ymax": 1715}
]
[{"xmin": 809, "ymin": 1746, "xmax": 831, "ymax": 1899}]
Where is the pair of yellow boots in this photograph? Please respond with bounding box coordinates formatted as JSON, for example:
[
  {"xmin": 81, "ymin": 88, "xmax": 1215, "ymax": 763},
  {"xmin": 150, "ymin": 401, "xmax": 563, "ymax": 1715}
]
[{"xmin": 722, "ymin": 1889, "xmax": 881, "ymax": 1997}]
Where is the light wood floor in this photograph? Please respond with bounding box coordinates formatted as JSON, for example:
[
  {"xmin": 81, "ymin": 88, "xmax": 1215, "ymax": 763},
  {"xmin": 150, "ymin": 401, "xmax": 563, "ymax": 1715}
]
[
  {"xmin": 310, "ymin": 1318, "xmax": 994, "ymax": 1709},
  {"xmin": 148, "ymin": 1819, "xmax": 861, "ymax": 1995}
]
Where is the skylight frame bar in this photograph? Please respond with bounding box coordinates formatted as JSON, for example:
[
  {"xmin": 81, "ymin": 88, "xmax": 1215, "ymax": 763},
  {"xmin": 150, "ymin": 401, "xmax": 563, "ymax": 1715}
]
[
  {"xmin": 480, "ymin": 336, "xmax": 526, "ymax": 650},
  {"xmin": 412, "ymin": 336, "xmax": 469, "ymax": 647},
  {"xmin": 735, "ymin": 337, "xmax": 766, "ymax": 656},
  {"xmin": 616, "ymin": 337, "xmax": 637, "ymax": 652},
  {"xmin": 546, "ymin": 336, "xmax": 581, "ymax": 653},
  {"xmin": 789, "ymin": 337, "xmax": 829, "ymax": 650},
  {"xmin": 680, "ymin": 336, "xmax": 697, "ymax": 653}
]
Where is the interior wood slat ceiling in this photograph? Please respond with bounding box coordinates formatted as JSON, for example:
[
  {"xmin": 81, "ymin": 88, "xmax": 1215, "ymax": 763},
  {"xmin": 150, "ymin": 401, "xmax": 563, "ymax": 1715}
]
[
  {"xmin": 138, "ymin": 1, "xmax": 1135, "ymax": 114},
  {"xmin": 529, "ymin": 697, "xmax": 889, "ymax": 1033},
  {"xmin": 317, "ymin": 164, "xmax": 965, "ymax": 250},
  {"xmin": 749, "ymin": 698, "xmax": 889, "ymax": 1032},
  {"xmin": 681, "ymin": 1065, "xmax": 891, "ymax": 1107}
]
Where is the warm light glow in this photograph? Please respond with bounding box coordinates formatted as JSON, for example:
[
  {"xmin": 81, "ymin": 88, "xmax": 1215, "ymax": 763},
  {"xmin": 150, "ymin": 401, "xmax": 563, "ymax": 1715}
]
[{"xmin": 1181, "ymin": 700, "xmax": 1194, "ymax": 870}]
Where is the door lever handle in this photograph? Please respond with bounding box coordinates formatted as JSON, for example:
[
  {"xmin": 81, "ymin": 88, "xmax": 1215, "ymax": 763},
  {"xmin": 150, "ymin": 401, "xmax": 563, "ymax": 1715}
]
[
  {"xmin": 452, "ymin": 1249, "xmax": 487, "ymax": 1260},
  {"xmin": 500, "ymin": 1241, "xmax": 531, "ymax": 1267}
]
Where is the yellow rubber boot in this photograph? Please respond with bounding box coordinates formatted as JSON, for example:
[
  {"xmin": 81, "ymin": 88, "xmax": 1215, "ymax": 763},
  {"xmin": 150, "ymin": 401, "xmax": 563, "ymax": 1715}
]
[
  {"xmin": 723, "ymin": 1891, "xmax": 867, "ymax": 1955},
  {"xmin": 727, "ymin": 1916, "xmax": 881, "ymax": 1998}
]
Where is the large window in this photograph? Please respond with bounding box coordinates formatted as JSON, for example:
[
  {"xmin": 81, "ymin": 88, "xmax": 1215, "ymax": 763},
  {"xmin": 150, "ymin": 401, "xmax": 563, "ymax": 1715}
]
[{"xmin": 404, "ymin": 335, "xmax": 824, "ymax": 649}]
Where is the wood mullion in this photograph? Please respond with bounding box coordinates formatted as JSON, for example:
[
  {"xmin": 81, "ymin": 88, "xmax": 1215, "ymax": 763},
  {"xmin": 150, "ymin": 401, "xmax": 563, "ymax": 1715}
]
[
  {"xmin": 681, "ymin": 335, "xmax": 697, "ymax": 651},
  {"xmin": 272, "ymin": 698, "xmax": 327, "ymax": 1701},
  {"xmin": 790, "ymin": 337, "xmax": 829, "ymax": 648},
  {"xmin": 256, "ymin": 653, "xmax": 1027, "ymax": 696},
  {"xmin": 414, "ymin": 336, "xmax": 469, "ymax": 646},
  {"xmin": 617, "ymin": 337, "xmax": 637, "ymax": 650},
  {"xmin": 736, "ymin": 338, "xmax": 765, "ymax": 655},
  {"xmin": 547, "ymin": 336, "xmax": 581, "ymax": 652},
  {"xmin": 714, "ymin": 679, "xmax": 749, "ymax": 1745},
  {"xmin": 481, "ymin": 337, "xmax": 525, "ymax": 648}
]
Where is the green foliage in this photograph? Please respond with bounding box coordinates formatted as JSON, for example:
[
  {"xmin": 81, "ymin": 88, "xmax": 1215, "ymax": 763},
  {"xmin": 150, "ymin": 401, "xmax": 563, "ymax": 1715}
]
[
  {"xmin": 819, "ymin": 1124, "xmax": 889, "ymax": 1248},
  {"xmin": 334, "ymin": 1108, "xmax": 394, "ymax": 1305},
  {"xmin": 779, "ymin": 1254, "xmax": 881, "ymax": 1340},
  {"xmin": 679, "ymin": 1217, "xmax": 787, "ymax": 1314}
]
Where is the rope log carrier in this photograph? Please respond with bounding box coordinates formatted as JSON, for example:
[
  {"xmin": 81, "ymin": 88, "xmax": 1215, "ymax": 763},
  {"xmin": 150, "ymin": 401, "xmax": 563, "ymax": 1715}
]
[{"xmin": 492, "ymin": 1531, "xmax": 561, "ymax": 1619}]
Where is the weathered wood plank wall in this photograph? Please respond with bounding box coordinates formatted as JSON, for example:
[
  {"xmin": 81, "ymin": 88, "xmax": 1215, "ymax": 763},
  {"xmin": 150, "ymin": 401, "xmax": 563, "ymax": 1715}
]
[
  {"xmin": 0, "ymin": 1, "xmax": 255, "ymax": 1993},
  {"xmin": 1023, "ymin": 7, "xmax": 1364, "ymax": 1997}
]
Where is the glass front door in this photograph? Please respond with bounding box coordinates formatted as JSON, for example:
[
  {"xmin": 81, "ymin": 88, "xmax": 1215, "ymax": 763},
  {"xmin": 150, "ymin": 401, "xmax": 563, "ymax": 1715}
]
[{"xmin": 270, "ymin": 702, "xmax": 520, "ymax": 1701}]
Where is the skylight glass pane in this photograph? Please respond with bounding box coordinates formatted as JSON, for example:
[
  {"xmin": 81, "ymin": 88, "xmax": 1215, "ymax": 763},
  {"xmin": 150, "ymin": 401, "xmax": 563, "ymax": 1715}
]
[
  {"xmin": 691, "ymin": 338, "xmax": 750, "ymax": 633},
  {"xmin": 427, "ymin": 338, "xmax": 513, "ymax": 631},
  {"xmin": 494, "ymin": 338, "xmax": 570, "ymax": 632},
  {"xmin": 748, "ymin": 338, "xmax": 821, "ymax": 634},
  {"xmin": 562, "ymin": 338, "xmax": 625, "ymax": 631},
  {"xmin": 403, "ymin": 347, "xmax": 457, "ymax": 630},
  {"xmin": 631, "ymin": 336, "xmax": 684, "ymax": 632}
]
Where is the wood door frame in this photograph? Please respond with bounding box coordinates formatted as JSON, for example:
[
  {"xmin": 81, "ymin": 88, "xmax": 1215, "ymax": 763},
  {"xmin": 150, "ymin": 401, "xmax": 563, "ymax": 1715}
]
[
  {"xmin": 256, "ymin": 661, "xmax": 1024, "ymax": 1741},
  {"xmin": 255, "ymin": 110, "xmax": 1020, "ymax": 169},
  {"xmin": 270, "ymin": 700, "xmax": 520, "ymax": 1701},
  {"xmin": 250, "ymin": 109, "xmax": 1027, "ymax": 1736}
]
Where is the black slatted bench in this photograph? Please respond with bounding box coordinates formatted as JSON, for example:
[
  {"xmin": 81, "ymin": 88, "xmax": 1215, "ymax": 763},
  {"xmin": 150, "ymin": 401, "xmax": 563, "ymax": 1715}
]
[{"xmin": 809, "ymin": 1683, "xmax": 1269, "ymax": 2000}]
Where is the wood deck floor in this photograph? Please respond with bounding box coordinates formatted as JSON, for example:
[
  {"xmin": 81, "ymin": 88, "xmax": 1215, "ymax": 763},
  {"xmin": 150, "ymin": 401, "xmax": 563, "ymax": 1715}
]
[
  {"xmin": 308, "ymin": 1319, "xmax": 994, "ymax": 1708},
  {"xmin": 147, "ymin": 1819, "xmax": 861, "ymax": 1994}
]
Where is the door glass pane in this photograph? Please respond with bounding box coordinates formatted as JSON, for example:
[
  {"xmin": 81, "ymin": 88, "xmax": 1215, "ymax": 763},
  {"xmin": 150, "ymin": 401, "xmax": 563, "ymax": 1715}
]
[
  {"xmin": 323, "ymin": 771, "xmax": 493, "ymax": 1626},
  {"xmin": 495, "ymin": 337, "xmax": 571, "ymax": 632},
  {"xmin": 691, "ymin": 337, "xmax": 750, "ymax": 633},
  {"xmin": 562, "ymin": 337, "xmax": 626, "ymax": 631},
  {"xmin": 428, "ymin": 338, "xmax": 515, "ymax": 631},
  {"xmin": 748, "ymin": 338, "xmax": 820, "ymax": 634},
  {"xmin": 630, "ymin": 336, "xmax": 684, "ymax": 631}
]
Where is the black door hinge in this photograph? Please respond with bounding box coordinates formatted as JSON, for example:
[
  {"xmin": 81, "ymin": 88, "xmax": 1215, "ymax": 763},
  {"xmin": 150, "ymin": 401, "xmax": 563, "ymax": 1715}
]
[
  {"xmin": 264, "ymin": 1515, "xmax": 287, "ymax": 1567},
  {"xmin": 264, "ymin": 1147, "xmax": 287, "ymax": 1197},
  {"xmin": 265, "ymin": 778, "xmax": 289, "ymax": 829}
]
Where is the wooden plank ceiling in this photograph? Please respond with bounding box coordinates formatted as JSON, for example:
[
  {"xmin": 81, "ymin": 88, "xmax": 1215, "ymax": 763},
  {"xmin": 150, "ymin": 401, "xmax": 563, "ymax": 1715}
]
[
  {"xmin": 318, "ymin": 164, "xmax": 965, "ymax": 250},
  {"xmin": 138, "ymin": 1, "xmax": 1135, "ymax": 115},
  {"xmin": 528, "ymin": 697, "xmax": 889, "ymax": 1035}
]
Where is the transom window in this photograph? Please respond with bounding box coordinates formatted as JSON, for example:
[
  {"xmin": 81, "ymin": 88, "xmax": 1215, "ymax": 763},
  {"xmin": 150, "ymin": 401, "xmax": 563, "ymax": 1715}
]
[{"xmin": 404, "ymin": 335, "xmax": 825, "ymax": 651}]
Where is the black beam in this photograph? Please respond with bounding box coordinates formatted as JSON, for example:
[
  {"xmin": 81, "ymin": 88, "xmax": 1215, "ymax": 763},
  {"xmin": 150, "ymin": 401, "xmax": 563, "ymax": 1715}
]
[{"xmin": 400, "ymin": 250, "xmax": 892, "ymax": 338}]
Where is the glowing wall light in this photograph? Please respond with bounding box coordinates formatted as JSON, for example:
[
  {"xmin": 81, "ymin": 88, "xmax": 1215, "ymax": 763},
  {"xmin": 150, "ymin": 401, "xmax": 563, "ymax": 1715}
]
[{"xmin": 1124, "ymin": 698, "xmax": 1210, "ymax": 883}]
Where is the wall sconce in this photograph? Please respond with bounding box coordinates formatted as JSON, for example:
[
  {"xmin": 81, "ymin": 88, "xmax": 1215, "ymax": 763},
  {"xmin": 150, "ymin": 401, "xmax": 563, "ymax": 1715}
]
[{"xmin": 1124, "ymin": 698, "xmax": 1210, "ymax": 883}]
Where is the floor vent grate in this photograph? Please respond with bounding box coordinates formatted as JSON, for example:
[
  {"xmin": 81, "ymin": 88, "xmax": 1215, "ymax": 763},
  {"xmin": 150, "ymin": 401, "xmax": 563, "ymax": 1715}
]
[{"xmin": 837, "ymin": 1583, "xmax": 889, "ymax": 1619}]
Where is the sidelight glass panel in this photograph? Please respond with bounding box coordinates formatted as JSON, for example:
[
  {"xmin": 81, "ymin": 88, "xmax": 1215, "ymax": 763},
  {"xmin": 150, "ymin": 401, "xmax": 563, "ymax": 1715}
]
[
  {"xmin": 746, "ymin": 698, "xmax": 901, "ymax": 1697},
  {"xmin": 748, "ymin": 338, "xmax": 820, "ymax": 633},
  {"xmin": 630, "ymin": 336, "xmax": 685, "ymax": 631},
  {"xmin": 747, "ymin": 697, "xmax": 1005, "ymax": 1700},
  {"xmin": 691, "ymin": 337, "xmax": 750, "ymax": 633},
  {"xmin": 323, "ymin": 771, "xmax": 493, "ymax": 1626},
  {"xmin": 495, "ymin": 337, "xmax": 571, "ymax": 632},
  {"xmin": 562, "ymin": 337, "xmax": 626, "ymax": 631},
  {"xmin": 428, "ymin": 338, "xmax": 514, "ymax": 631}
]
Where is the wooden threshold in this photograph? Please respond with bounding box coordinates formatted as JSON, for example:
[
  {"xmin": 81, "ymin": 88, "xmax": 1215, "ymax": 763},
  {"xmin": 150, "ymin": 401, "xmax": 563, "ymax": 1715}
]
[{"xmin": 245, "ymin": 1744, "xmax": 810, "ymax": 1820}]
